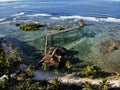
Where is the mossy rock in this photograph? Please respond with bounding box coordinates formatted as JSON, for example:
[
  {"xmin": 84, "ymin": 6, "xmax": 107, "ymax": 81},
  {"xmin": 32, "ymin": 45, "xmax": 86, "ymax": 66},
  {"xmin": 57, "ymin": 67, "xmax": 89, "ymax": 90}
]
[
  {"xmin": 19, "ymin": 23, "xmax": 46, "ymax": 31},
  {"xmin": 100, "ymin": 40, "xmax": 120, "ymax": 54}
]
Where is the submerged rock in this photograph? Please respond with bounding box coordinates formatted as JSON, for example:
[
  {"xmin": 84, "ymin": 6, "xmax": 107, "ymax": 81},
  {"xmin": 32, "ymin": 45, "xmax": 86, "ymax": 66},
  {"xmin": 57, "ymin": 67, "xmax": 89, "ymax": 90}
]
[
  {"xmin": 15, "ymin": 23, "xmax": 21, "ymax": 27},
  {"xmin": 100, "ymin": 40, "xmax": 120, "ymax": 54}
]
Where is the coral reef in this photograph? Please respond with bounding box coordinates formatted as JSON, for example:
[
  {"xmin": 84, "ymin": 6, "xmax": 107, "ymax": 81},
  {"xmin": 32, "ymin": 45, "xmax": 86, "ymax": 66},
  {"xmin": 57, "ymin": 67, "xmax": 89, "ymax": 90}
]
[{"xmin": 100, "ymin": 40, "xmax": 120, "ymax": 54}]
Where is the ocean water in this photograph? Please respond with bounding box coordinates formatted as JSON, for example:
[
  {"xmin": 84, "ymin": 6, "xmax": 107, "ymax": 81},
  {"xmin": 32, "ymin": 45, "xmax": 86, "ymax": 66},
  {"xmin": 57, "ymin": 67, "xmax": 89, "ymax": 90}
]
[{"xmin": 0, "ymin": 0, "xmax": 120, "ymax": 71}]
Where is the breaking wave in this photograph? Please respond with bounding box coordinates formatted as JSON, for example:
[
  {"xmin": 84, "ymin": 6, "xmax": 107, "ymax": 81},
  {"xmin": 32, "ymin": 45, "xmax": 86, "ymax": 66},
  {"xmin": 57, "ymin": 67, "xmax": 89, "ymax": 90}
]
[
  {"xmin": 27, "ymin": 13, "xmax": 51, "ymax": 17},
  {"xmin": 0, "ymin": 18, "xmax": 6, "ymax": 22},
  {"xmin": 1, "ymin": 14, "xmax": 120, "ymax": 25},
  {"xmin": 11, "ymin": 12, "xmax": 25, "ymax": 17},
  {"xmin": 50, "ymin": 15, "xmax": 120, "ymax": 23},
  {"xmin": 0, "ymin": 21, "xmax": 11, "ymax": 24},
  {"xmin": 0, "ymin": 0, "xmax": 16, "ymax": 2}
]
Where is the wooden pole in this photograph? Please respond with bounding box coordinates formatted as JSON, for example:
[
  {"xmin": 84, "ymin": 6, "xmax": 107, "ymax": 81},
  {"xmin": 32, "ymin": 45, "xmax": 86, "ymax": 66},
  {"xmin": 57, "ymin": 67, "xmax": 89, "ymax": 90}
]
[
  {"xmin": 50, "ymin": 26, "xmax": 79, "ymax": 36},
  {"xmin": 44, "ymin": 35, "xmax": 48, "ymax": 55}
]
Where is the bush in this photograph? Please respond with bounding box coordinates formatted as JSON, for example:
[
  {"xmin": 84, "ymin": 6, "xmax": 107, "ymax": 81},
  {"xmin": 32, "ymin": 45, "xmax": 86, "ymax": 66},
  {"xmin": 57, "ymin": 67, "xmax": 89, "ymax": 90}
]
[{"xmin": 76, "ymin": 65, "xmax": 103, "ymax": 79}]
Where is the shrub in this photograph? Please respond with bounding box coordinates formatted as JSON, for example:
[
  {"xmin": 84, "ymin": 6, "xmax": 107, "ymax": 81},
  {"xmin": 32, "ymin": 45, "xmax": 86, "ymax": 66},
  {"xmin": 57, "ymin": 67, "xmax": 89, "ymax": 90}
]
[
  {"xmin": 82, "ymin": 82, "xmax": 94, "ymax": 90},
  {"xmin": 76, "ymin": 65, "xmax": 103, "ymax": 79},
  {"xmin": 99, "ymin": 79, "xmax": 109, "ymax": 90}
]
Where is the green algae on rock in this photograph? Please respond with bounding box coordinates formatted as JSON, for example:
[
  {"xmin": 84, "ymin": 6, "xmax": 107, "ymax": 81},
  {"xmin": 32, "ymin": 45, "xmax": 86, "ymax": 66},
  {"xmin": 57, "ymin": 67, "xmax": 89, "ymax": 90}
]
[{"xmin": 18, "ymin": 23, "xmax": 46, "ymax": 31}]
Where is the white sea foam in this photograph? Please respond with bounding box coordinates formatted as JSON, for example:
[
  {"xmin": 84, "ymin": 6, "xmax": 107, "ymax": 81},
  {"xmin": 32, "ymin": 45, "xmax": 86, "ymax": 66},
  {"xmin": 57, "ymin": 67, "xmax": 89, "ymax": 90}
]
[
  {"xmin": 0, "ymin": 0, "xmax": 16, "ymax": 2},
  {"xmin": 0, "ymin": 21, "xmax": 11, "ymax": 24},
  {"xmin": 12, "ymin": 20, "xmax": 33, "ymax": 24},
  {"xmin": 50, "ymin": 17, "xmax": 61, "ymax": 20},
  {"xmin": 0, "ymin": 18, "xmax": 6, "ymax": 22},
  {"xmin": 13, "ymin": 17, "xmax": 18, "ymax": 21},
  {"xmin": 50, "ymin": 15, "xmax": 99, "ymax": 21},
  {"xmin": 12, "ymin": 12, "xmax": 25, "ymax": 17},
  {"xmin": 13, "ymin": 5, "xmax": 29, "ymax": 8},
  {"xmin": 27, "ymin": 13, "xmax": 51, "ymax": 17},
  {"xmin": 0, "ymin": 20, "xmax": 33, "ymax": 25},
  {"xmin": 50, "ymin": 15, "xmax": 120, "ymax": 23},
  {"xmin": 98, "ymin": 17, "xmax": 120, "ymax": 23}
]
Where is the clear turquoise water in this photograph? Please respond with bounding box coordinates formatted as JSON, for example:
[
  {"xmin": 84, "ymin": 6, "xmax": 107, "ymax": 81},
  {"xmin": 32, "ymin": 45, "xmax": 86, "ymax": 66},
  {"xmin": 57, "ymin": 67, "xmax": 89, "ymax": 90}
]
[{"xmin": 0, "ymin": 0, "xmax": 120, "ymax": 71}]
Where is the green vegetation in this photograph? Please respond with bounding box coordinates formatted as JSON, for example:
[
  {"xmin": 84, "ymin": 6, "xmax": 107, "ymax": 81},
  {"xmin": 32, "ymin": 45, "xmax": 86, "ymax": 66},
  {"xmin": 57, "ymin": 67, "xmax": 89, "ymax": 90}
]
[
  {"xmin": 99, "ymin": 79, "xmax": 109, "ymax": 90},
  {"xmin": 0, "ymin": 75, "xmax": 81, "ymax": 90},
  {"xmin": 0, "ymin": 39, "xmax": 120, "ymax": 90},
  {"xmin": 50, "ymin": 77, "xmax": 62, "ymax": 89},
  {"xmin": 0, "ymin": 42, "xmax": 22, "ymax": 77},
  {"xmin": 76, "ymin": 65, "xmax": 105, "ymax": 79},
  {"xmin": 42, "ymin": 61, "xmax": 50, "ymax": 79},
  {"xmin": 82, "ymin": 82, "xmax": 93, "ymax": 90},
  {"xmin": 65, "ymin": 60, "xmax": 72, "ymax": 73},
  {"xmin": 42, "ymin": 61, "xmax": 50, "ymax": 71},
  {"xmin": 82, "ymin": 80, "xmax": 109, "ymax": 90},
  {"xmin": 19, "ymin": 23, "xmax": 46, "ymax": 31},
  {"xmin": 53, "ymin": 69, "xmax": 58, "ymax": 77},
  {"xmin": 26, "ymin": 65, "xmax": 34, "ymax": 77},
  {"xmin": 116, "ymin": 72, "xmax": 120, "ymax": 76},
  {"xmin": 0, "ymin": 74, "xmax": 115, "ymax": 90}
]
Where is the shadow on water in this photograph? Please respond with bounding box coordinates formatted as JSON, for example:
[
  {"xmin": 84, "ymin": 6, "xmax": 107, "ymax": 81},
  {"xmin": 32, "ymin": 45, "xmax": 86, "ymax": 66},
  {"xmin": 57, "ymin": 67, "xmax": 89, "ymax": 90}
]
[
  {"xmin": 3, "ymin": 37, "xmax": 43, "ymax": 65},
  {"xmin": 66, "ymin": 50, "xmax": 80, "ymax": 63},
  {"xmin": 59, "ymin": 50, "xmax": 80, "ymax": 69},
  {"xmin": 48, "ymin": 27, "xmax": 96, "ymax": 70}
]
